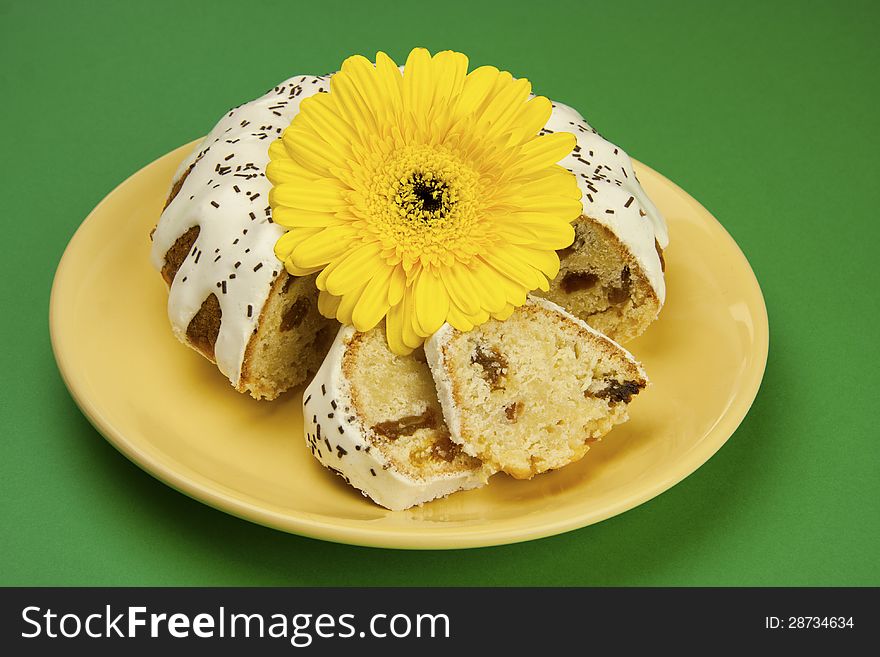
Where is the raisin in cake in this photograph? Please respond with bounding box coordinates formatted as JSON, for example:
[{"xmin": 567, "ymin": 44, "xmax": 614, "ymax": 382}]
[
  {"xmin": 425, "ymin": 296, "xmax": 647, "ymax": 479},
  {"xmin": 532, "ymin": 101, "xmax": 669, "ymax": 344},
  {"xmin": 150, "ymin": 76, "xmax": 338, "ymax": 400},
  {"xmin": 304, "ymin": 325, "xmax": 490, "ymax": 511}
]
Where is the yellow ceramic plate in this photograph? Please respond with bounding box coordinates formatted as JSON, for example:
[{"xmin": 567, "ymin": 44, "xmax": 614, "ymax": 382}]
[{"xmin": 50, "ymin": 141, "xmax": 768, "ymax": 549}]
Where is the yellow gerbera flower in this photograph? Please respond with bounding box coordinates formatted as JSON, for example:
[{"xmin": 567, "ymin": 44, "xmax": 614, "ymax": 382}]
[{"xmin": 268, "ymin": 47, "xmax": 581, "ymax": 354}]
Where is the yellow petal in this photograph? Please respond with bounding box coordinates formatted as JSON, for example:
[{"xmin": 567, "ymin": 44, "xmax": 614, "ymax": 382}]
[
  {"xmin": 511, "ymin": 195, "xmax": 583, "ymax": 220},
  {"xmin": 474, "ymin": 69, "xmax": 513, "ymax": 118},
  {"xmin": 496, "ymin": 215, "xmax": 575, "ymax": 249},
  {"xmin": 351, "ymin": 265, "xmax": 393, "ymax": 331},
  {"xmin": 505, "ymin": 95, "xmax": 553, "ymax": 146},
  {"xmin": 290, "ymin": 227, "xmax": 354, "ymax": 269},
  {"xmin": 315, "ymin": 252, "xmax": 346, "ymax": 291},
  {"xmin": 412, "ymin": 269, "xmax": 449, "ymax": 336},
  {"xmin": 385, "ymin": 301, "xmax": 414, "ymax": 356},
  {"xmin": 271, "ymin": 180, "xmax": 347, "ymax": 211},
  {"xmin": 282, "ymin": 258, "xmax": 322, "ymax": 277},
  {"xmin": 330, "ymin": 65, "xmax": 379, "ymax": 136},
  {"xmin": 298, "ymin": 95, "xmax": 359, "ymax": 148},
  {"xmin": 387, "ymin": 264, "xmax": 407, "ymax": 306},
  {"xmin": 516, "ymin": 132, "xmax": 577, "ymax": 175},
  {"xmin": 512, "ymin": 165, "xmax": 582, "ymax": 199},
  {"xmin": 266, "ymin": 152, "xmax": 325, "ymax": 184},
  {"xmin": 477, "ymin": 257, "xmax": 529, "ymax": 306},
  {"xmin": 446, "ymin": 304, "xmax": 491, "ymax": 332},
  {"xmin": 266, "ymin": 139, "xmax": 289, "ymax": 170},
  {"xmin": 478, "ymin": 77, "xmax": 531, "ymax": 138},
  {"xmin": 508, "ymin": 244, "xmax": 561, "ymax": 280},
  {"xmin": 446, "ymin": 305, "xmax": 473, "ymax": 332},
  {"xmin": 335, "ymin": 281, "xmax": 367, "ymax": 325},
  {"xmin": 281, "ymin": 126, "xmax": 346, "ymax": 174},
  {"xmin": 323, "ymin": 242, "xmax": 382, "ymax": 296},
  {"xmin": 284, "ymin": 258, "xmax": 321, "ymax": 276},
  {"xmin": 494, "ymin": 222, "xmax": 549, "ymax": 245},
  {"xmin": 341, "ymin": 54, "xmax": 380, "ymax": 91},
  {"xmin": 512, "ymin": 246, "xmax": 559, "ymax": 279},
  {"xmin": 401, "ymin": 287, "xmax": 424, "ymax": 349},
  {"xmin": 429, "ymin": 50, "xmax": 469, "ymax": 109},
  {"xmin": 317, "ymin": 290, "xmax": 342, "ymax": 318},
  {"xmin": 492, "ymin": 303, "xmax": 516, "ymax": 322},
  {"xmin": 274, "ymin": 228, "xmax": 320, "ymax": 260},
  {"xmin": 403, "ymin": 47, "xmax": 433, "ymax": 119},
  {"xmin": 440, "ymin": 264, "xmax": 481, "ymax": 316},
  {"xmin": 455, "ymin": 65, "xmax": 499, "ymax": 118},
  {"xmin": 375, "ymin": 51, "xmax": 404, "ymax": 122},
  {"xmin": 272, "ymin": 206, "xmax": 346, "ymax": 229},
  {"xmin": 484, "ymin": 249, "xmax": 543, "ymax": 291},
  {"xmin": 467, "ymin": 259, "xmax": 511, "ymax": 314}
]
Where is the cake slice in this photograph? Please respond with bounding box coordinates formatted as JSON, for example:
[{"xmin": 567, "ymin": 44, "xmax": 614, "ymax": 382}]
[
  {"xmin": 303, "ymin": 325, "xmax": 490, "ymax": 511},
  {"xmin": 537, "ymin": 215, "xmax": 664, "ymax": 344},
  {"xmin": 425, "ymin": 296, "xmax": 647, "ymax": 479},
  {"xmin": 530, "ymin": 100, "xmax": 668, "ymax": 344}
]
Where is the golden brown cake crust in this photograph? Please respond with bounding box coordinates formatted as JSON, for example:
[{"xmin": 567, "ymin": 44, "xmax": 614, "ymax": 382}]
[
  {"xmin": 185, "ymin": 293, "xmax": 221, "ymax": 361},
  {"xmin": 163, "ymin": 163, "xmax": 193, "ymax": 211},
  {"xmin": 160, "ymin": 225, "xmax": 199, "ymax": 286}
]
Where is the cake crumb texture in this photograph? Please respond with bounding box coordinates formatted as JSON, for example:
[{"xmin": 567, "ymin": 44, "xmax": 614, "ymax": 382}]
[
  {"xmin": 344, "ymin": 328, "xmax": 483, "ymax": 482},
  {"xmin": 429, "ymin": 299, "xmax": 646, "ymax": 479},
  {"xmin": 535, "ymin": 216, "xmax": 661, "ymax": 344}
]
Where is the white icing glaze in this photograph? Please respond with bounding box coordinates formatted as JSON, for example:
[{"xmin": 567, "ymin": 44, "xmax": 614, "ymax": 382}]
[
  {"xmin": 304, "ymin": 325, "xmax": 490, "ymax": 511},
  {"xmin": 151, "ymin": 75, "xmax": 331, "ymax": 387},
  {"xmin": 425, "ymin": 295, "xmax": 648, "ymax": 455},
  {"xmin": 545, "ymin": 102, "xmax": 668, "ymax": 304},
  {"xmin": 423, "ymin": 324, "xmax": 463, "ymax": 451},
  {"xmin": 152, "ymin": 69, "xmax": 667, "ymax": 388}
]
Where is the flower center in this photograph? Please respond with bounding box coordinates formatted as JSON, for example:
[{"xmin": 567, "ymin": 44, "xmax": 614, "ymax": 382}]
[
  {"xmin": 359, "ymin": 142, "xmax": 488, "ymax": 268},
  {"xmin": 396, "ymin": 172, "xmax": 450, "ymax": 222}
]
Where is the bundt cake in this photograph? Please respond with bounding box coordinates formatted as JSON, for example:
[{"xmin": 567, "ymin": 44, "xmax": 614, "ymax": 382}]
[
  {"xmin": 304, "ymin": 325, "xmax": 489, "ymax": 511},
  {"xmin": 150, "ymin": 76, "xmax": 338, "ymax": 399},
  {"xmin": 151, "ymin": 71, "xmax": 666, "ymax": 400},
  {"xmin": 425, "ymin": 296, "xmax": 647, "ymax": 479}
]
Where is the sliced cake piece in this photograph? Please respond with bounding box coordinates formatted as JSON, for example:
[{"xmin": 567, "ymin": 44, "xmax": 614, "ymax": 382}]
[
  {"xmin": 538, "ymin": 215, "xmax": 664, "ymax": 344},
  {"xmin": 303, "ymin": 325, "xmax": 490, "ymax": 511},
  {"xmin": 425, "ymin": 296, "xmax": 647, "ymax": 480},
  {"xmin": 530, "ymin": 100, "xmax": 668, "ymax": 344}
]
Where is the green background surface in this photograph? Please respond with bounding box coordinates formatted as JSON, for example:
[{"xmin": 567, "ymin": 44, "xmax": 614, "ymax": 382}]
[{"xmin": 2, "ymin": 0, "xmax": 878, "ymax": 586}]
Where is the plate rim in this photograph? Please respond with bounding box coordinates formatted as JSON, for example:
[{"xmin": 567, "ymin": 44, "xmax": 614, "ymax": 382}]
[{"xmin": 49, "ymin": 141, "xmax": 769, "ymax": 549}]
